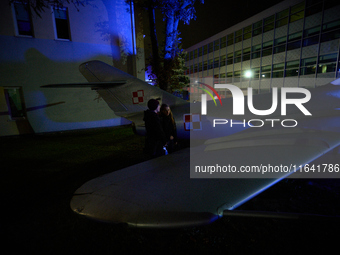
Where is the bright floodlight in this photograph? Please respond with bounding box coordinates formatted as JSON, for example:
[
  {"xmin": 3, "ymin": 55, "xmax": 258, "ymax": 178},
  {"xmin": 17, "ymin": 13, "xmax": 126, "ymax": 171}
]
[{"xmin": 245, "ymin": 70, "xmax": 253, "ymax": 78}]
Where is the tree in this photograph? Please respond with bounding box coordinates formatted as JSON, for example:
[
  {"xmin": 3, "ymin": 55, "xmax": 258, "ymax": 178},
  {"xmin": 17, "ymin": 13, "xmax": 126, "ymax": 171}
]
[{"xmin": 136, "ymin": 0, "xmax": 203, "ymax": 92}]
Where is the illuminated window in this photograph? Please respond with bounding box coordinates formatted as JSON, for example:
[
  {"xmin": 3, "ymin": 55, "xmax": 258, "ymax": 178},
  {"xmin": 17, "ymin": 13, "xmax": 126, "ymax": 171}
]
[
  {"xmin": 13, "ymin": 2, "xmax": 33, "ymax": 36},
  {"xmin": 53, "ymin": 6, "xmax": 70, "ymax": 40},
  {"xmin": 300, "ymin": 57, "xmax": 317, "ymax": 75},
  {"xmin": 290, "ymin": 2, "xmax": 305, "ymax": 22},
  {"xmin": 318, "ymin": 53, "xmax": 337, "ymax": 74},
  {"xmin": 220, "ymin": 55, "xmax": 226, "ymax": 66},
  {"xmin": 261, "ymin": 65, "xmax": 272, "ymax": 79}
]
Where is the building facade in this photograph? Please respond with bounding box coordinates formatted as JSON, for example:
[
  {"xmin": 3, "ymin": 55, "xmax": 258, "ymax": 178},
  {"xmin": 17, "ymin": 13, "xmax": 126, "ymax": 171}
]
[
  {"xmin": 0, "ymin": 0, "xmax": 145, "ymax": 136},
  {"xmin": 185, "ymin": 0, "xmax": 340, "ymax": 95}
]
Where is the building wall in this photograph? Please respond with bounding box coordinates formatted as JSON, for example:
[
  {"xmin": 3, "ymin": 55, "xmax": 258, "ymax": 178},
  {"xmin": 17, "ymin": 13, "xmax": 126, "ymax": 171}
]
[
  {"xmin": 0, "ymin": 0, "xmax": 144, "ymax": 136},
  {"xmin": 185, "ymin": 0, "xmax": 340, "ymax": 93}
]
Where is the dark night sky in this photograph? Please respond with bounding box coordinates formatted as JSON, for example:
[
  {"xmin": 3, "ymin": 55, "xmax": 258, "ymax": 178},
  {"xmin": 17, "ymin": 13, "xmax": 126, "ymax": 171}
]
[{"xmin": 179, "ymin": 0, "xmax": 285, "ymax": 48}]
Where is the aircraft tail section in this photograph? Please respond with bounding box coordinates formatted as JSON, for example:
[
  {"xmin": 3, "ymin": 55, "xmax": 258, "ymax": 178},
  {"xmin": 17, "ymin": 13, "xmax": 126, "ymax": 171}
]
[{"xmin": 79, "ymin": 61, "xmax": 187, "ymax": 122}]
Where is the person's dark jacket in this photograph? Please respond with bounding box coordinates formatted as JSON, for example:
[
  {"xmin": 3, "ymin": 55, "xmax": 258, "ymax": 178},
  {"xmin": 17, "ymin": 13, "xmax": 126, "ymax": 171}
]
[
  {"xmin": 160, "ymin": 114, "xmax": 177, "ymax": 142},
  {"xmin": 143, "ymin": 110, "xmax": 167, "ymax": 156}
]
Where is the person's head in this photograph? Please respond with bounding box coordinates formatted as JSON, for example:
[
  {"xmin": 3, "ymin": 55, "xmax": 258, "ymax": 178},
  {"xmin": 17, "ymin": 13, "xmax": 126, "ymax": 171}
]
[
  {"xmin": 147, "ymin": 99, "xmax": 160, "ymax": 113},
  {"xmin": 160, "ymin": 104, "xmax": 171, "ymax": 116}
]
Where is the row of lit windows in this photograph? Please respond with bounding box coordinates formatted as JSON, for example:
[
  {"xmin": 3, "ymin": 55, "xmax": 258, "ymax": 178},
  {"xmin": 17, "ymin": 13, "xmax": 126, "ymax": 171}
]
[
  {"xmin": 187, "ymin": 53, "xmax": 339, "ymax": 79},
  {"xmin": 13, "ymin": 2, "xmax": 70, "ymax": 40},
  {"xmin": 186, "ymin": 23, "xmax": 340, "ymax": 72},
  {"xmin": 187, "ymin": 0, "xmax": 339, "ymax": 61}
]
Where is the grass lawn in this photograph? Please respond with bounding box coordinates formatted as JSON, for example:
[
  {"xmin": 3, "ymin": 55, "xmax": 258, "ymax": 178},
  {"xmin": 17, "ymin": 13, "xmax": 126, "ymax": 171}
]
[{"xmin": 2, "ymin": 125, "xmax": 340, "ymax": 254}]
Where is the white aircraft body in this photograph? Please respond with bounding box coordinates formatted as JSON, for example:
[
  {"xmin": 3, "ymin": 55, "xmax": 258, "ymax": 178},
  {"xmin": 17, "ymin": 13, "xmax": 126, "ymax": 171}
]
[{"xmin": 43, "ymin": 61, "xmax": 340, "ymax": 227}]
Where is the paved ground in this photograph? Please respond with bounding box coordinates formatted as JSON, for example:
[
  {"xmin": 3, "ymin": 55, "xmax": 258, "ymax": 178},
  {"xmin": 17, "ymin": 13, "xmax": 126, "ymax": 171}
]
[{"xmin": 2, "ymin": 128, "xmax": 340, "ymax": 254}]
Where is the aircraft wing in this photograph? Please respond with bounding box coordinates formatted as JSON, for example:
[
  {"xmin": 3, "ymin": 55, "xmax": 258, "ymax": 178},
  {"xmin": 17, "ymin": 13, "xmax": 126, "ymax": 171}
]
[{"xmin": 70, "ymin": 125, "xmax": 340, "ymax": 228}]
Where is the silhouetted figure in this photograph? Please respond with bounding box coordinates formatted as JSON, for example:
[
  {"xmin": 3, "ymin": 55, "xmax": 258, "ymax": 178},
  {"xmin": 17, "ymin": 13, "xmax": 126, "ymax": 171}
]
[
  {"xmin": 160, "ymin": 104, "xmax": 177, "ymax": 153},
  {"xmin": 143, "ymin": 99, "xmax": 167, "ymax": 157}
]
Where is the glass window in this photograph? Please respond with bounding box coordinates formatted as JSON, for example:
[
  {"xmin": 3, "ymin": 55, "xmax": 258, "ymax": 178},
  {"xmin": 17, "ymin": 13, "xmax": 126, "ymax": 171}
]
[
  {"xmin": 300, "ymin": 56, "xmax": 317, "ymax": 76},
  {"xmin": 235, "ymin": 35, "xmax": 242, "ymax": 43},
  {"xmin": 243, "ymin": 25, "xmax": 252, "ymax": 40},
  {"xmin": 321, "ymin": 29, "xmax": 340, "ymax": 42},
  {"xmin": 304, "ymin": 26, "xmax": 321, "ymax": 37},
  {"xmin": 13, "ymin": 2, "xmax": 33, "ymax": 36},
  {"xmin": 261, "ymin": 65, "xmax": 272, "ymax": 73},
  {"xmin": 242, "ymin": 47, "xmax": 251, "ymax": 61},
  {"xmin": 234, "ymin": 50, "xmax": 242, "ymax": 63},
  {"xmin": 53, "ymin": 6, "xmax": 70, "ymax": 40},
  {"xmin": 274, "ymin": 37, "xmax": 286, "ymax": 54},
  {"xmin": 273, "ymin": 63, "xmax": 285, "ymax": 71},
  {"xmin": 285, "ymin": 69, "xmax": 299, "ymax": 77},
  {"xmin": 303, "ymin": 35, "xmax": 319, "ymax": 46},
  {"xmin": 208, "ymin": 59, "xmax": 213, "ymax": 69},
  {"xmin": 319, "ymin": 53, "xmax": 338, "ymax": 64},
  {"xmin": 290, "ymin": 2, "xmax": 305, "ymax": 22},
  {"xmin": 300, "ymin": 66, "xmax": 316, "ymax": 75},
  {"xmin": 301, "ymin": 57, "xmax": 317, "ymax": 66},
  {"xmin": 203, "ymin": 45, "xmax": 208, "ymax": 55},
  {"xmin": 272, "ymin": 70, "xmax": 284, "ymax": 78},
  {"xmin": 227, "ymin": 53, "xmax": 233, "ymax": 65},
  {"xmin": 235, "ymin": 29, "xmax": 242, "ymax": 43},
  {"xmin": 220, "ymin": 55, "xmax": 226, "ymax": 66},
  {"xmin": 235, "ymin": 29, "xmax": 242, "ymax": 37},
  {"xmin": 253, "ymin": 20, "xmax": 263, "ymax": 36},
  {"xmin": 227, "ymin": 33, "xmax": 234, "ymax": 46},
  {"xmin": 194, "ymin": 49, "xmax": 197, "ymax": 58},
  {"xmin": 317, "ymin": 63, "xmax": 336, "ymax": 73},
  {"xmin": 214, "ymin": 57, "xmax": 219, "ymax": 68},
  {"xmin": 252, "ymin": 44, "xmax": 261, "ymax": 59},
  {"xmin": 264, "ymin": 15, "xmax": 275, "ymax": 32},
  {"xmin": 203, "ymin": 61, "xmax": 207, "ymax": 71},
  {"xmin": 286, "ymin": 60, "xmax": 300, "ymax": 77},
  {"xmin": 214, "ymin": 39, "xmax": 219, "ymax": 51},
  {"xmin": 208, "ymin": 43, "xmax": 213, "ymax": 53},
  {"xmin": 234, "ymin": 70, "xmax": 241, "ymax": 77},
  {"xmin": 286, "ymin": 60, "xmax": 300, "ymax": 68},
  {"xmin": 243, "ymin": 32, "xmax": 251, "ymax": 40},
  {"xmin": 288, "ymin": 31, "xmax": 302, "ymax": 42},
  {"xmin": 277, "ymin": 9, "xmax": 289, "ymax": 19},
  {"xmin": 198, "ymin": 47, "xmax": 202, "ymax": 57},
  {"xmin": 291, "ymin": 2, "xmax": 305, "ymax": 14},
  {"xmin": 220, "ymin": 37, "xmax": 226, "ymax": 48},
  {"xmin": 264, "ymin": 15, "xmax": 275, "ymax": 25},
  {"xmin": 322, "ymin": 19, "xmax": 340, "ymax": 33},
  {"xmin": 262, "ymin": 41, "xmax": 273, "ymax": 56},
  {"xmin": 274, "ymin": 44, "xmax": 286, "ymax": 54},
  {"xmin": 276, "ymin": 17, "xmax": 288, "ymax": 28},
  {"xmin": 252, "ymin": 67, "xmax": 260, "ymax": 80},
  {"xmin": 244, "ymin": 25, "xmax": 252, "ymax": 34},
  {"xmin": 4, "ymin": 88, "xmax": 25, "ymax": 119}
]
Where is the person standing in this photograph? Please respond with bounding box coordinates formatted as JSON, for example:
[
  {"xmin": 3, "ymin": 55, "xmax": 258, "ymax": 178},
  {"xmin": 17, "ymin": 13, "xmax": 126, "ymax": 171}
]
[
  {"xmin": 143, "ymin": 99, "xmax": 167, "ymax": 157},
  {"xmin": 160, "ymin": 104, "xmax": 177, "ymax": 153}
]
